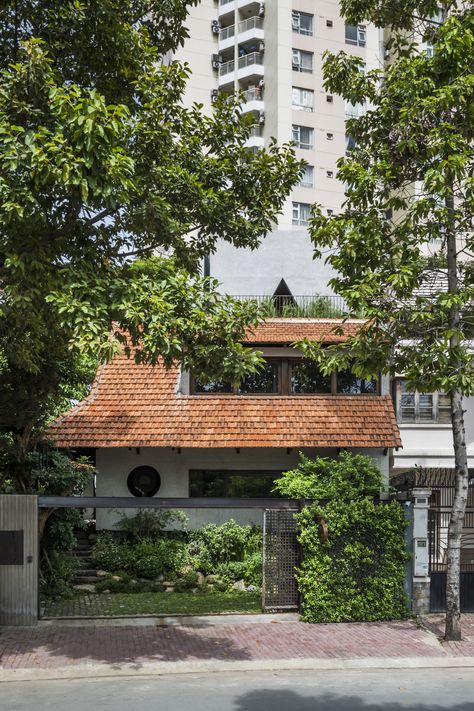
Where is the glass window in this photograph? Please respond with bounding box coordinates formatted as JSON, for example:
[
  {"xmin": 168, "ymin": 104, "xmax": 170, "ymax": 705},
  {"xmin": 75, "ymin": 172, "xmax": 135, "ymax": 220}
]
[
  {"xmin": 345, "ymin": 24, "xmax": 366, "ymax": 47},
  {"xmin": 292, "ymin": 11, "xmax": 313, "ymax": 36},
  {"xmin": 238, "ymin": 362, "xmax": 278, "ymax": 393},
  {"xmin": 345, "ymin": 133, "xmax": 356, "ymax": 156},
  {"xmin": 397, "ymin": 380, "xmax": 451, "ymax": 424},
  {"xmin": 194, "ymin": 379, "xmax": 233, "ymax": 393},
  {"xmin": 189, "ymin": 470, "xmax": 282, "ymax": 498},
  {"xmin": 292, "ymin": 49, "xmax": 313, "ymax": 73},
  {"xmin": 292, "ymin": 201, "xmax": 311, "ymax": 225},
  {"xmin": 291, "ymin": 361, "xmax": 332, "ymax": 393},
  {"xmin": 292, "ymin": 87, "xmax": 314, "ymax": 112},
  {"xmin": 292, "ymin": 125, "xmax": 314, "ymax": 150},
  {"xmin": 337, "ymin": 370, "xmax": 377, "ymax": 394},
  {"xmin": 297, "ymin": 165, "xmax": 314, "ymax": 188}
]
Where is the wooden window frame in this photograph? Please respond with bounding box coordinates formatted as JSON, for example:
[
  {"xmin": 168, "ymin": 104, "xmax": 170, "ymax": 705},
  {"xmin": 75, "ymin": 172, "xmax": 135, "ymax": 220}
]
[
  {"xmin": 189, "ymin": 469, "xmax": 283, "ymax": 498},
  {"xmin": 395, "ymin": 379, "xmax": 451, "ymax": 424}
]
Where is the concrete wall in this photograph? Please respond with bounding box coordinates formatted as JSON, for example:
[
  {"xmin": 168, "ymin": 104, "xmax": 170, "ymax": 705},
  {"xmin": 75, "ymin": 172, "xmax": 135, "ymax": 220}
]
[
  {"xmin": 95, "ymin": 446, "xmax": 389, "ymax": 529},
  {"xmin": 0, "ymin": 495, "xmax": 38, "ymax": 626},
  {"xmin": 393, "ymin": 396, "xmax": 474, "ymax": 470}
]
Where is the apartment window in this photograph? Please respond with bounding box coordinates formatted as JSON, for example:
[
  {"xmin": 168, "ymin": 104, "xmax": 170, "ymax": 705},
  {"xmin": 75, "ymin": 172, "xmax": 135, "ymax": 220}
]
[
  {"xmin": 345, "ymin": 24, "xmax": 366, "ymax": 47},
  {"xmin": 292, "ymin": 87, "xmax": 314, "ymax": 112},
  {"xmin": 292, "ymin": 125, "xmax": 314, "ymax": 150},
  {"xmin": 292, "ymin": 48, "xmax": 313, "ymax": 73},
  {"xmin": 291, "ymin": 361, "xmax": 331, "ymax": 394},
  {"xmin": 292, "ymin": 11, "xmax": 313, "ymax": 36},
  {"xmin": 297, "ymin": 165, "xmax": 314, "ymax": 188},
  {"xmin": 345, "ymin": 133, "xmax": 356, "ymax": 156},
  {"xmin": 189, "ymin": 470, "xmax": 282, "ymax": 498},
  {"xmin": 345, "ymin": 101, "xmax": 365, "ymax": 118},
  {"xmin": 292, "ymin": 201, "xmax": 311, "ymax": 225},
  {"xmin": 396, "ymin": 380, "xmax": 451, "ymax": 424}
]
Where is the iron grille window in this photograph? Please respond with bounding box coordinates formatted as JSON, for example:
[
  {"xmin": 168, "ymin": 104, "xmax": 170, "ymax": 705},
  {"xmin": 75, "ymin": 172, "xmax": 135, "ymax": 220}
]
[
  {"xmin": 292, "ymin": 48, "xmax": 313, "ymax": 73},
  {"xmin": 292, "ymin": 124, "xmax": 314, "ymax": 150},
  {"xmin": 189, "ymin": 470, "xmax": 283, "ymax": 498},
  {"xmin": 292, "ymin": 201, "xmax": 311, "ymax": 225},
  {"xmin": 345, "ymin": 24, "xmax": 366, "ymax": 47},
  {"xmin": 292, "ymin": 87, "xmax": 314, "ymax": 112},
  {"xmin": 396, "ymin": 380, "xmax": 451, "ymax": 424},
  {"xmin": 292, "ymin": 11, "xmax": 313, "ymax": 36}
]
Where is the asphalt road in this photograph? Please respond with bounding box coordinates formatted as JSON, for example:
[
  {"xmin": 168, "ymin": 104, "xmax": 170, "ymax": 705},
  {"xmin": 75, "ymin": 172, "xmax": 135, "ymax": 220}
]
[{"xmin": 2, "ymin": 668, "xmax": 474, "ymax": 711}]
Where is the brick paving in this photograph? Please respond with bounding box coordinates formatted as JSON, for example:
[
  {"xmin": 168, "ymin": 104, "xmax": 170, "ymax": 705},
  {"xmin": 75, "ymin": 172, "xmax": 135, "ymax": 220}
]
[{"xmin": 0, "ymin": 618, "xmax": 453, "ymax": 671}]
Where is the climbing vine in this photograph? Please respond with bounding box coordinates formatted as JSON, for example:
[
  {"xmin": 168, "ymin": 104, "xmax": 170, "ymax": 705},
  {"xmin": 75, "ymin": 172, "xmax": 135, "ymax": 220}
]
[{"xmin": 274, "ymin": 452, "xmax": 410, "ymax": 622}]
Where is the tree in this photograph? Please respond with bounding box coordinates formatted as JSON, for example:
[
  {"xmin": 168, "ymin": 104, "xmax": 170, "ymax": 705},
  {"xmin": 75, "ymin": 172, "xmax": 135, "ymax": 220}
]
[
  {"xmin": 302, "ymin": 2, "xmax": 473, "ymax": 639},
  {"xmin": 0, "ymin": 2, "xmax": 302, "ymax": 489}
]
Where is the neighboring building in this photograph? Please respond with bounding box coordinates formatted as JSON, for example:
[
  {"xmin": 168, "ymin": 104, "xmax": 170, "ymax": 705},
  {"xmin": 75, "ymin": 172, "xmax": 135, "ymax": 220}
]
[
  {"xmin": 49, "ymin": 319, "xmax": 400, "ymax": 528},
  {"xmin": 175, "ymin": 0, "xmax": 384, "ymax": 296}
]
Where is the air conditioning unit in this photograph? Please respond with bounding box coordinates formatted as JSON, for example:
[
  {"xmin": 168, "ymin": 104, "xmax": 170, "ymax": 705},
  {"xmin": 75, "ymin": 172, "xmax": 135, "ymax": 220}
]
[
  {"xmin": 258, "ymin": 2, "xmax": 265, "ymax": 18},
  {"xmin": 258, "ymin": 111, "xmax": 265, "ymax": 125},
  {"xmin": 258, "ymin": 41, "xmax": 265, "ymax": 53},
  {"xmin": 258, "ymin": 78, "xmax": 264, "ymax": 90},
  {"xmin": 211, "ymin": 54, "xmax": 221, "ymax": 70},
  {"xmin": 211, "ymin": 89, "xmax": 219, "ymax": 103},
  {"xmin": 211, "ymin": 20, "xmax": 221, "ymax": 35}
]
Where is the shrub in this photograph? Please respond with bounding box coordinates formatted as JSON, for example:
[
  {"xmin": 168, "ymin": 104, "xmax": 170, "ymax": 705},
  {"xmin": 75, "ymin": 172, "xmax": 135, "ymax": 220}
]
[
  {"xmin": 92, "ymin": 535, "xmax": 188, "ymax": 579},
  {"xmin": 189, "ymin": 520, "xmax": 262, "ymax": 569},
  {"xmin": 114, "ymin": 509, "xmax": 188, "ymax": 541},
  {"xmin": 91, "ymin": 533, "xmax": 133, "ymax": 572},
  {"xmin": 275, "ymin": 452, "xmax": 410, "ymax": 622},
  {"xmin": 40, "ymin": 551, "xmax": 81, "ymax": 599}
]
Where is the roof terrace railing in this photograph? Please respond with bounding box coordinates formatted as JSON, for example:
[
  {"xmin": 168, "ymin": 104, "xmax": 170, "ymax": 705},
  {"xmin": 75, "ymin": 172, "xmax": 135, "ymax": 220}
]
[{"xmin": 233, "ymin": 294, "xmax": 353, "ymax": 318}]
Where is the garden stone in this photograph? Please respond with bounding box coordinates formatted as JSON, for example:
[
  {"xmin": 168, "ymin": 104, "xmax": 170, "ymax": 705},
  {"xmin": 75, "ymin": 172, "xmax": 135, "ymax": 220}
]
[
  {"xmin": 191, "ymin": 588, "xmax": 199, "ymax": 593},
  {"xmin": 155, "ymin": 574, "xmax": 164, "ymax": 582},
  {"xmin": 206, "ymin": 575, "xmax": 218, "ymax": 584},
  {"xmin": 111, "ymin": 575, "xmax": 121, "ymax": 581},
  {"xmin": 162, "ymin": 581, "xmax": 173, "ymax": 587},
  {"xmin": 232, "ymin": 579, "xmax": 246, "ymax": 591},
  {"xmin": 74, "ymin": 584, "xmax": 96, "ymax": 592},
  {"xmin": 196, "ymin": 572, "xmax": 205, "ymax": 586},
  {"xmin": 96, "ymin": 570, "xmax": 108, "ymax": 578},
  {"xmin": 207, "ymin": 584, "xmax": 214, "ymax": 590},
  {"xmin": 165, "ymin": 586, "xmax": 175, "ymax": 593},
  {"xmin": 246, "ymin": 585, "xmax": 257, "ymax": 592},
  {"xmin": 101, "ymin": 589, "xmax": 111, "ymax": 594}
]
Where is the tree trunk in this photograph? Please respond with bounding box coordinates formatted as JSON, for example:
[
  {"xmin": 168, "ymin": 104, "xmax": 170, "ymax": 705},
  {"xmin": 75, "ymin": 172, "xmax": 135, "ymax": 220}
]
[
  {"xmin": 444, "ymin": 189, "xmax": 468, "ymax": 641},
  {"xmin": 445, "ymin": 390, "xmax": 468, "ymax": 640}
]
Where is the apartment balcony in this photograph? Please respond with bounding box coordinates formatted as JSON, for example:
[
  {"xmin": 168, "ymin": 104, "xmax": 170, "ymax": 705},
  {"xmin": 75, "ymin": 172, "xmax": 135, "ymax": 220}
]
[
  {"xmin": 241, "ymin": 86, "xmax": 264, "ymax": 114},
  {"xmin": 218, "ymin": 0, "xmax": 235, "ymax": 21},
  {"xmin": 218, "ymin": 58, "xmax": 236, "ymax": 88},
  {"xmin": 237, "ymin": 51, "xmax": 264, "ymax": 82},
  {"xmin": 219, "ymin": 23, "xmax": 235, "ymax": 51},
  {"xmin": 238, "ymin": 16, "xmax": 264, "ymax": 43},
  {"xmin": 244, "ymin": 125, "xmax": 265, "ymax": 149}
]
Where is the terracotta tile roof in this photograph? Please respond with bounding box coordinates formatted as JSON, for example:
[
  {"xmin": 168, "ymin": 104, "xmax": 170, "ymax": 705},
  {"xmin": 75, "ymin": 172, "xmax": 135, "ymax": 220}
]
[
  {"xmin": 244, "ymin": 318, "xmax": 364, "ymax": 344},
  {"xmin": 49, "ymin": 323, "xmax": 401, "ymax": 450}
]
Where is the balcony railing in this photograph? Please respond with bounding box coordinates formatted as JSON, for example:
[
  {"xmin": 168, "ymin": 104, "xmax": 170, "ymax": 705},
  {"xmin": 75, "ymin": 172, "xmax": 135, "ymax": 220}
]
[
  {"xmin": 234, "ymin": 295, "xmax": 354, "ymax": 318},
  {"xmin": 242, "ymin": 86, "xmax": 263, "ymax": 101},
  {"xmin": 220, "ymin": 0, "xmax": 234, "ymax": 5},
  {"xmin": 220, "ymin": 24, "xmax": 235, "ymax": 41},
  {"xmin": 238, "ymin": 16, "xmax": 264, "ymax": 33},
  {"xmin": 219, "ymin": 59, "xmax": 235, "ymax": 76},
  {"xmin": 238, "ymin": 52, "xmax": 264, "ymax": 70},
  {"xmin": 249, "ymin": 125, "xmax": 263, "ymax": 137}
]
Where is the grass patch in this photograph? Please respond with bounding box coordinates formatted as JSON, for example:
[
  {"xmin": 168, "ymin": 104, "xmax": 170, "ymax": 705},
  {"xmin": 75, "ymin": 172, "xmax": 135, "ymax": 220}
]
[{"xmin": 103, "ymin": 591, "xmax": 262, "ymax": 615}]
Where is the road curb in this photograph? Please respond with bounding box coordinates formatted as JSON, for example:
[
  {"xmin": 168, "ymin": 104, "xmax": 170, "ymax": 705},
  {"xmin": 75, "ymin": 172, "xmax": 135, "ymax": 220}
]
[{"xmin": 2, "ymin": 656, "xmax": 474, "ymax": 683}]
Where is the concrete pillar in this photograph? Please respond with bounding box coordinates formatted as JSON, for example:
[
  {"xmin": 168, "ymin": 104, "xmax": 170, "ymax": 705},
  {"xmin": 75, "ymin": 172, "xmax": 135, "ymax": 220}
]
[
  {"xmin": 0, "ymin": 495, "xmax": 38, "ymax": 625},
  {"xmin": 411, "ymin": 487, "xmax": 431, "ymax": 615}
]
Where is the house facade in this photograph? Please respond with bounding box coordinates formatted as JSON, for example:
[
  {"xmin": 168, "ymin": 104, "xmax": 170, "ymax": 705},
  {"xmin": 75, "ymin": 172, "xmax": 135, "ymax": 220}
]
[{"xmin": 49, "ymin": 319, "xmax": 401, "ymax": 528}]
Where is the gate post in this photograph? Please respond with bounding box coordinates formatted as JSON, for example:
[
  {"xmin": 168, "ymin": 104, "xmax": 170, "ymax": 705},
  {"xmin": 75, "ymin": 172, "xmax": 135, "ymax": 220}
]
[
  {"xmin": 411, "ymin": 487, "xmax": 431, "ymax": 615},
  {"xmin": 0, "ymin": 495, "xmax": 39, "ymax": 625}
]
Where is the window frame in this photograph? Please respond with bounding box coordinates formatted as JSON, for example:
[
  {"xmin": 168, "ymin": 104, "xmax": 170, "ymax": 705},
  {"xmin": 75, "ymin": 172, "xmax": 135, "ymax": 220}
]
[
  {"xmin": 297, "ymin": 164, "xmax": 314, "ymax": 188},
  {"xmin": 292, "ymin": 86, "xmax": 314, "ymax": 112},
  {"xmin": 292, "ymin": 48, "xmax": 314, "ymax": 73},
  {"xmin": 292, "ymin": 124, "xmax": 314, "ymax": 150},
  {"xmin": 189, "ymin": 469, "xmax": 283, "ymax": 498},
  {"xmin": 292, "ymin": 10, "xmax": 313, "ymax": 36},
  {"xmin": 191, "ymin": 359, "xmax": 281, "ymax": 396},
  {"xmin": 395, "ymin": 379, "xmax": 451, "ymax": 424},
  {"xmin": 292, "ymin": 201, "xmax": 311, "ymax": 225},
  {"xmin": 345, "ymin": 24, "xmax": 366, "ymax": 47}
]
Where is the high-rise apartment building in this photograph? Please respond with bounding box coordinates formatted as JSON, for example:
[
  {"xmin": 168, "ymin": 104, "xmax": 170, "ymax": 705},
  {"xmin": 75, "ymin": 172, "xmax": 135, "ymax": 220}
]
[{"xmin": 176, "ymin": 0, "xmax": 385, "ymax": 296}]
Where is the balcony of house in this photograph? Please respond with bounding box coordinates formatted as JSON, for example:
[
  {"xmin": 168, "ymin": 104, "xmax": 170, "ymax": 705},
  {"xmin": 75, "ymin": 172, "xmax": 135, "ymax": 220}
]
[
  {"xmin": 238, "ymin": 0, "xmax": 263, "ymax": 14},
  {"xmin": 237, "ymin": 50, "xmax": 264, "ymax": 82},
  {"xmin": 237, "ymin": 15, "xmax": 264, "ymax": 44},
  {"xmin": 218, "ymin": 21, "xmax": 236, "ymax": 51},
  {"xmin": 241, "ymin": 84, "xmax": 264, "ymax": 114},
  {"xmin": 244, "ymin": 124, "xmax": 265, "ymax": 150},
  {"xmin": 233, "ymin": 294, "xmax": 353, "ymax": 318},
  {"xmin": 218, "ymin": 47, "xmax": 236, "ymax": 88}
]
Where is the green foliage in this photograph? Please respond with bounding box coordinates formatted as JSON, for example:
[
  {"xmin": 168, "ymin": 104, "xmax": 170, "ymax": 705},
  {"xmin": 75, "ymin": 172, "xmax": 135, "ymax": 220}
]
[
  {"xmin": 0, "ymin": 1, "xmax": 302, "ymax": 492},
  {"xmin": 92, "ymin": 534, "xmax": 188, "ymax": 580},
  {"xmin": 114, "ymin": 509, "xmax": 188, "ymax": 542},
  {"xmin": 188, "ymin": 519, "xmax": 262, "ymax": 575},
  {"xmin": 40, "ymin": 551, "xmax": 81, "ymax": 600},
  {"xmin": 276, "ymin": 452, "xmax": 409, "ymax": 622}
]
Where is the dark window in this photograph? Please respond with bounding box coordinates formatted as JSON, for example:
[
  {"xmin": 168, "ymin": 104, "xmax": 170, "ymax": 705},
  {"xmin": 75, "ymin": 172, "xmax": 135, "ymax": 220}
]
[
  {"xmin": 189, "ymin": 470, "xmax": 282, "ymax": 498},
  {"xmin": 291, "ymin": 361, "xmax": 332, "ymax": 393},
  {"xmin": 239, "ymin": 362, "xmax": 278, "ymax": 393},
  {"xmin": 337, "ymin": 370, "xmax": 377, "ymax": 394},
  {"xmin": 127, "ymin": 466, "xmax": 161, "ymax": 497},
  {"xmin": 396, "ymin": 380, "xmax": 451, "ymax": 423},
  {"xmin": 194, "ymin": 379, "xmax": 233, "ymax": 393}
]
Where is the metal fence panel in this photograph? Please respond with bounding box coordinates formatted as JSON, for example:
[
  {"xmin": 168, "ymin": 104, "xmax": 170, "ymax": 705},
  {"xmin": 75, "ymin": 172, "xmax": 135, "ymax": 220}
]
[{"xmin": 262, "ymin": 509, "xmax": 300, "ymax": 611}]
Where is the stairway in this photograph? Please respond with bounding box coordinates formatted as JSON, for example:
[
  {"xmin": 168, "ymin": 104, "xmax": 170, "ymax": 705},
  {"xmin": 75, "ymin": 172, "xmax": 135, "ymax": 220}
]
[{"xmin": 72, "ymin": 529, "xmax": 99, "ymax": 586}]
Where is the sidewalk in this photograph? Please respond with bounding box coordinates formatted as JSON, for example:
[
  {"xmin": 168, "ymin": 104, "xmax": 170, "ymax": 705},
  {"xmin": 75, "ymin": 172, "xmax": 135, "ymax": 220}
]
[{"xmin": 1, "ymin": 614, "xmax": 474, "ymax": 682}]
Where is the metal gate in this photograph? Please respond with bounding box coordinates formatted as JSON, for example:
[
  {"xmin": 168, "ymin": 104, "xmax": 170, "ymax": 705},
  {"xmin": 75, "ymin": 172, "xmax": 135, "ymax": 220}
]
[
  {"xmin": 262, "ymin": 508, "xmax": 300, "ymax": 611},
  {"xmin": 427, "ymin": 472, "xmax": 474, "ymax": 612}
]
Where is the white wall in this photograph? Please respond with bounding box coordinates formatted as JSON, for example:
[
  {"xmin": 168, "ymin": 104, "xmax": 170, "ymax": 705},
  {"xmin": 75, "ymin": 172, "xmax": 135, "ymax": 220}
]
[
  {"xmin": 95, "ymin": 445, "xmax": 389, "ymax": 529},
  {"xmin": 393, "ymin": 396, "xmax": 474, "ymax": 470}
]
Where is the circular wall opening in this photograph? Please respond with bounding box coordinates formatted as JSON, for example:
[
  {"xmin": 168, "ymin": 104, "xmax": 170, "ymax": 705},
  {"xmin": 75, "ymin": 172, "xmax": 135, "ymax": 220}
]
[{"xmin": 127, "ymin": 466, "xmax": 161, "ymax": 497}]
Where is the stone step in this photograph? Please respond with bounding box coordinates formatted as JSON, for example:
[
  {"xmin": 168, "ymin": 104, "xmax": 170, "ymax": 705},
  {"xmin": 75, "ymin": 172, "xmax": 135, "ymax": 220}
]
[
  {"xmin": 74, "ymin": 576, "xmax": 100, "ymax": 584},
  {"xmin": 77, "ymin": 568, "xmax": 98, "ymax": 576}
]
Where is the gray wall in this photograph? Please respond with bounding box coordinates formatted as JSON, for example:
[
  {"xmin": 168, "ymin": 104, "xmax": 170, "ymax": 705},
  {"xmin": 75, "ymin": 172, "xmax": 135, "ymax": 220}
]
[{"xmin": 0, "ymin": 495, "xmax": 38, "ymax": 626}]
